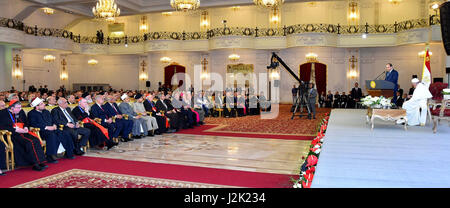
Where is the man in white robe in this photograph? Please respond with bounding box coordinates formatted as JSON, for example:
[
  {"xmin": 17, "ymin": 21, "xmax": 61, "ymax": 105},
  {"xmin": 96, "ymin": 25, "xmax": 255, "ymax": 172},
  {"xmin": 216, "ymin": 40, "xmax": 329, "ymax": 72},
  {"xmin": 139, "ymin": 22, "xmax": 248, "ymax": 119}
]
[{"xmin": 398, "ymin": 78, "xmax": 432, "ymax": 126}]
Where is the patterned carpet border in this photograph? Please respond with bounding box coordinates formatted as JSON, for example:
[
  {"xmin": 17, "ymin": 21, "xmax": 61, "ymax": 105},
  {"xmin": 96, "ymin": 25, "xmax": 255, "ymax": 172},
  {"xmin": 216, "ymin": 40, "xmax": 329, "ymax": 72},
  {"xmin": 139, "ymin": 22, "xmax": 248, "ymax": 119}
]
[
  {"xmin": 13, "ymin": 169, "xmax": 240, "ymax": 188},
  {"xmin": 203, "ymin": 124, "xmax": 316, "ymax": 136}
]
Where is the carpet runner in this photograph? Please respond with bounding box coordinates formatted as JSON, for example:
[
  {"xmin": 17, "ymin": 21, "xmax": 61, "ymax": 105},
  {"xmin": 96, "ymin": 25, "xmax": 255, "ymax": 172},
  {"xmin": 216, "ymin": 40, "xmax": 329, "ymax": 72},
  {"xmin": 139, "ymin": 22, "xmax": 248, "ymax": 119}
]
[{"xmin": 1, "ymin": 156, "xmax": 296, "ymax": 188}]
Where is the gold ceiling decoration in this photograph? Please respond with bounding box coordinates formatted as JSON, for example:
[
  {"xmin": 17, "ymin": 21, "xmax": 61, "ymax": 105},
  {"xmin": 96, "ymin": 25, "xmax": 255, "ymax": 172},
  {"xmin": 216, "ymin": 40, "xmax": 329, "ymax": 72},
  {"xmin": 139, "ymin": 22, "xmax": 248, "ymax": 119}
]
[
  {"xmin": 253, "ymin": 0, "xmax": 284, "ymax": 8},
  {"xmin": 170, "ymin": 0, "xmax": 200, "ymax": 12},
  {"xmin": 92, "ymin": 0, "xmax": 121, "ymax": 23}
]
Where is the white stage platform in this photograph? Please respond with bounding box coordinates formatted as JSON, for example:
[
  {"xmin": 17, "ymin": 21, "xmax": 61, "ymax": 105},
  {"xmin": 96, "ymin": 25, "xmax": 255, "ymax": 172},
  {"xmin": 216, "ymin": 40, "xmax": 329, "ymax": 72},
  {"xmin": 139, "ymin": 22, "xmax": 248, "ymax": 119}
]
[{"xmin": 312, "ymin": 109, "xmax": 450, "ymax": 188}]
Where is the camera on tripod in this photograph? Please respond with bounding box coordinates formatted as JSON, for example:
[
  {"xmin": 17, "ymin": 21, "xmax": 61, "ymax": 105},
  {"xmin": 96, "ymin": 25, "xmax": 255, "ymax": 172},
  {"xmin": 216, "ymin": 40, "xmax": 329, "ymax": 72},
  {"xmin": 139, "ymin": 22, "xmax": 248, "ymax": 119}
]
[{"xmin": 267, "ymin": 61, "xmax": 279, "ymax": 69}]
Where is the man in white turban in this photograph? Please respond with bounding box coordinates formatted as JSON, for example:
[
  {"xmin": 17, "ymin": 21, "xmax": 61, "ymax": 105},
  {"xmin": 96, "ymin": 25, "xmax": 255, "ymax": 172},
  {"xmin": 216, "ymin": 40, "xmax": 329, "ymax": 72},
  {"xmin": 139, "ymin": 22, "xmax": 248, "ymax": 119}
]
[{"xmin": 397, "ymin": 78, "xmax": 432, "ymax": 126}]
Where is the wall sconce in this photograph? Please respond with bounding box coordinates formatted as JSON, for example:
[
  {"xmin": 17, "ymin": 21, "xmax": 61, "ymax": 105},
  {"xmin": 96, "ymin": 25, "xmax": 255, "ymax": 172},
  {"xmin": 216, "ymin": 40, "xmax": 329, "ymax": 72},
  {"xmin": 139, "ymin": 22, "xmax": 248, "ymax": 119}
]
[
  {"xmin": 139, "ymin": 16, "xmax": 149, "ymax": 33},
  {"xmin": 200, "ymin": 11, "xmax": 210, "ymax": 32},
  {"xmin": 347, "ymin": 1, "xmax": 359, "ymax": 25},
  {"xmin": 139, "ymin": 60, "xmax": 148, "ymax": 81},
  {"xmin": 12, "ymin": 54, "xmax": 22, "ymax": 79},
  {"xmin": 347, "ymin": 70, "xmax": 358, "ymax": 79},
  {"xmin": 201, "ymin": 57, "xmax": 209, "ymax": 80},
  {"xmin": 270, "ymin": 7, "xmax": 281, "ymax": 27},
  {"xmin": 60, "ymin": 59, "xmax": 68, "ymax": 81},
  {"xmin": 162, "ymin": 12, "xmax": 173, "ymax": 16}
]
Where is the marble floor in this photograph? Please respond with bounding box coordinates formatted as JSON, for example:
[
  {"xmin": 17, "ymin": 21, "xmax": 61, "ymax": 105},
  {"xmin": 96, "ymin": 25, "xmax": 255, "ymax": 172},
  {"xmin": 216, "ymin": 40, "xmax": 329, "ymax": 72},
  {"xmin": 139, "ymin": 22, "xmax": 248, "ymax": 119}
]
[{"xmin": 85, "ymin": 134, "xmax": 310, "ymax": 175}]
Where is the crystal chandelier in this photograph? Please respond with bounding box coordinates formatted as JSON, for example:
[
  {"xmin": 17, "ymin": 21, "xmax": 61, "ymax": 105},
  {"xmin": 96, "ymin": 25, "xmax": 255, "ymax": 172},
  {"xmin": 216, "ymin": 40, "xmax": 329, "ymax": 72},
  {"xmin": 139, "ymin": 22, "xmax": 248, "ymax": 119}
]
[
  {"xmin": 228, "ymin": 54, "xmax": 240, "ymax": 61},
  {"xmin": 92, "ymin": 0, "xmax": 121, "ymax": 22},
  {"xmin": 160, "ymin": 57, "xmax": 172, "ymax": 63},
  {"xmin": 306, "ymin": 53, "xmax": 318, "ymax": 63},
  {"xmin": 388, "ymin": 0, "xmax": 402, "ymax": 6},
  {"xmin": 42, "ymin": 7, "xmax": 54, "ymax": 15},
  {"xmin": 253, "ymin": 0, "xmax": 284, "ymax": 8},
  {"xmin": 170, "ymin": 0, "xmax": 200, "ymax": 12},
  {"xmin": 43, "ymin": 55, "xmax": 56, "ymax": 62},
  {"xmin": 88, "ymin": 59, "xmax": 98, "ymax": 65}
]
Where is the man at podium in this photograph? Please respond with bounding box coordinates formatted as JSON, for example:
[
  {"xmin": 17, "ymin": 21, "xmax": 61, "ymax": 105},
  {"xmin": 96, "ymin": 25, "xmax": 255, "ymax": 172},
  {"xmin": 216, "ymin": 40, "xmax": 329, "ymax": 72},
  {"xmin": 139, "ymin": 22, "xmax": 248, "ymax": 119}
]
[{"xmin": 385, "ymin": 63, "xmax": 399, "ymax": 103}]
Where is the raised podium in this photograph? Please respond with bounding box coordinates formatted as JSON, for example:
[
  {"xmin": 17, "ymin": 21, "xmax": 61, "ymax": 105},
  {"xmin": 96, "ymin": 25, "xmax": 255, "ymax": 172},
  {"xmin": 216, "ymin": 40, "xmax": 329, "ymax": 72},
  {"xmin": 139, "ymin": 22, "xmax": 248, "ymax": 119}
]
[{"xmin": 365, "ymin": 80, "xmax": 395, "ymax": 98}]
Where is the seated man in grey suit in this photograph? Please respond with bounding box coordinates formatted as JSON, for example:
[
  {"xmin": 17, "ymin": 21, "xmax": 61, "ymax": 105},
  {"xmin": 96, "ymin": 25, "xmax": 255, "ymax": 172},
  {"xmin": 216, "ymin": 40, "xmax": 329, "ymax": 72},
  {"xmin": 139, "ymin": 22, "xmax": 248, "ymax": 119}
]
[
  {"xmin": 307, "ymin": 83, "xmax": 317, "ymax": 120},
  {"xmin": 118, "ymin": 94, "xmax": 148, "ymax": 139}
]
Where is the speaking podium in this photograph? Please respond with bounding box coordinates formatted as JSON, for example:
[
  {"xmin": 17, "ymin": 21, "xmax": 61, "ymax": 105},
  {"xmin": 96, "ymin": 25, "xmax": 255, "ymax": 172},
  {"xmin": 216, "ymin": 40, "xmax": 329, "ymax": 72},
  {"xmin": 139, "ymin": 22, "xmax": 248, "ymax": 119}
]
[{"xmin": 365, "ymin": 80, "xmax": 395, "ymax": 98}]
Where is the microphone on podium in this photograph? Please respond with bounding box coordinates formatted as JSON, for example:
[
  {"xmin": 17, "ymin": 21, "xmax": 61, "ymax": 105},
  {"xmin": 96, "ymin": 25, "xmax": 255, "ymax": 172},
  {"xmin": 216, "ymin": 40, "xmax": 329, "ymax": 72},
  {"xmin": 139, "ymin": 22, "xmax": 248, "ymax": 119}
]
[{"xmin": 375, "ymin": 71, "xmax": 386, "ymax": 80}]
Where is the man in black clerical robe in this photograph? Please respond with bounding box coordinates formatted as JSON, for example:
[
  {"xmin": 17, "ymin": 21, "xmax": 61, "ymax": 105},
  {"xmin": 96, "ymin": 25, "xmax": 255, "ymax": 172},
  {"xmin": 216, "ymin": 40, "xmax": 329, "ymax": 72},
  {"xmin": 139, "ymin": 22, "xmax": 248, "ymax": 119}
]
[
  {"xmin": 28, "ymin": 98, "xmax": 75, "ymax": 162},
  {"xmin": 0, "ymin": 100, "xmax": 47, "ymax": 171}
]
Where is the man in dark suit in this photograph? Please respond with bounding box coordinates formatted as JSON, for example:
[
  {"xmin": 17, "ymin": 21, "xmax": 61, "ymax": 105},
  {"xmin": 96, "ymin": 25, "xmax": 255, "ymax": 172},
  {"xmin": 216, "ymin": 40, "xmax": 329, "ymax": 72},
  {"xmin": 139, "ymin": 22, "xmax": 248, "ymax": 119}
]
[
  {"xmin": 385, "ymin": 63, "xmax": 399, "ymax": 103},
  {"xmin": 307, "ymin": 83, "xmax": 317, "ymax": 119},
  {"xmin": 28, "ymin": 98, "xmax": 75, "ymax": 162},
  {"xmin": 103, "ymin": 95, "xmax": 133, "ymax": 141},
  {"xmin": 351, "ymin": 82, "xmax": 363, "ymax": 109},
  {"xmin": 90, "ymin": 95, "xmax": 123, "ymax": 142},
  {"xmin": 333, "ymin": 91, "xmax": 340, "ymax": 108},
  {"xmin": 144, "ymin": 93, "xmax": 169, "ymax": 133},
  {"xmin": 51, "ymin": 98, "xmax": 90, "ymax": 156},
  {"xmin": 395, "ymin": 91, "xmax": 404, "ymax": 107},
  {"xmin": 156, "ymin": 93, "xmax": 179, "ymax": 131},
  {"xmin": 325, "ymin": 90, "xmax": 333, "ymax": 108}
]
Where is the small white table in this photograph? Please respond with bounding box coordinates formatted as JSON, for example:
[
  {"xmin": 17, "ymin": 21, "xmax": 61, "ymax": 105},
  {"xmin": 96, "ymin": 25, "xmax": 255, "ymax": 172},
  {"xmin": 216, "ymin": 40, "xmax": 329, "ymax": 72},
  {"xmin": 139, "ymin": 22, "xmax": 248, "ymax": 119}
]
[{"xmin": 367, "ymin": 108, "xmax": 408, "ymax": 131}]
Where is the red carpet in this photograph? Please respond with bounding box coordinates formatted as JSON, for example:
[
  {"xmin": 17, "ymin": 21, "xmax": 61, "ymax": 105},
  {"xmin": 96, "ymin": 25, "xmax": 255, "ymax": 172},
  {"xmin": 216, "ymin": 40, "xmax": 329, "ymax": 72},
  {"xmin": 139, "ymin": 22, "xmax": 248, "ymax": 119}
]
[
  {"xmin": 0, "ymin": 156, "xmax": 296, "ymax": 188},
  {"xmin": 176, "ymin": 124, "xmax": 314, "ymax": 140},
  {"xmin": 203, "ymin": 105, "xmax": 331, "ymax": 137}
]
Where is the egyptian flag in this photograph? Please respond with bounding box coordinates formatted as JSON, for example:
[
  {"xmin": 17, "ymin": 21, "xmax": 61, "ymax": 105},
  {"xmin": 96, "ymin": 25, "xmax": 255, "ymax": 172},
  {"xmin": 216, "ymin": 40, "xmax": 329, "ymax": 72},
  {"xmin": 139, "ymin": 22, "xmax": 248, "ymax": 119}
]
[{"xmin": 421, "ymin": 48, "xmax": 432, "ymax": 87}]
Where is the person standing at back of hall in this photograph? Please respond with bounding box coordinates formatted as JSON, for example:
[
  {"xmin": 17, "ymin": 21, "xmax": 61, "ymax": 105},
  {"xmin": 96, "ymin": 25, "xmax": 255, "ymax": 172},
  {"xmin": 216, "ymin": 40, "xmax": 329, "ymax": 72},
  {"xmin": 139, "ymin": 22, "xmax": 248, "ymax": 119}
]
[
  {"xmin": 384, "ymin": 63, "xmax": 399, "ymax": 103},
  {"xmin": 307, "ymin": 83, "xmax": 317, "ymax": 119},
  {"xmin": 292, "ymin": 85, "xmax": 298, "ymax": 104}
]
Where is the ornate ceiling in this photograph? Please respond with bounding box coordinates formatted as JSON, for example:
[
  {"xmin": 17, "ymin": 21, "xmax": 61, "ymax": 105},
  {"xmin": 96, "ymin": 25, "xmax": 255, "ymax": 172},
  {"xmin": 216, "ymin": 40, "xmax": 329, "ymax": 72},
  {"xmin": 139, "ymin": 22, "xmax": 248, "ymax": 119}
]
[{"xmin": 23, "ymin": 0, "xmax": 337, "ymax": 17}]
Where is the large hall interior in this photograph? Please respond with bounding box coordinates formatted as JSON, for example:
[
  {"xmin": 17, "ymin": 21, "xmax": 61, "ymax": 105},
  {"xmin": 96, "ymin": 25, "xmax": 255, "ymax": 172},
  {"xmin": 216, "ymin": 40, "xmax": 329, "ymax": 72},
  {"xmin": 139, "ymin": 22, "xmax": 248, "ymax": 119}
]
[{"xmin": 0, "ymin": 0, "xmax": 450, "ymax": 189}]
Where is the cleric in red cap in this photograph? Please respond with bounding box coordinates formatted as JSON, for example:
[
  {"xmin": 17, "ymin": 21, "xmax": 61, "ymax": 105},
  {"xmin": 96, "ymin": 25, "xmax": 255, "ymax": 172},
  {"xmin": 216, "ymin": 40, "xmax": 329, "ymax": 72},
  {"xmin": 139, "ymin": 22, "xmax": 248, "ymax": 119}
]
[{"xmin": 0, "ymin": 100, "xmax": 48, "ymax": 171}]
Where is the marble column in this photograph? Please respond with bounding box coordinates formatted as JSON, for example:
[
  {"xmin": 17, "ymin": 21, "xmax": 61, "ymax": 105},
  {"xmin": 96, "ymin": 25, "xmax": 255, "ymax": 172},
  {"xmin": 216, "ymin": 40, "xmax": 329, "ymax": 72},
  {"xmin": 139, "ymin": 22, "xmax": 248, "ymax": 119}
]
[{"xmin": 0, "ymin": 45, "xmax": 13, "ymax": 91}]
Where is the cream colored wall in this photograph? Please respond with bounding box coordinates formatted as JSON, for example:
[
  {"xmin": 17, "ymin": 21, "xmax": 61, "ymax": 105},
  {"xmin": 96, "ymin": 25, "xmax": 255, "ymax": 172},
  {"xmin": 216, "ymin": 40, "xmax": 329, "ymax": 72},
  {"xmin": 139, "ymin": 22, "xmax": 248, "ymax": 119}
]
[
  {"xmin": 67, "ymin": 0, "xmax": 430, "ymax": 37},
  {"xmin": 22, "ymin": 8, "xmax": 82, "ymax": 29},
  {"xmin": 15, "ymin": 43, "xmax": 448, "ymax": 103}
]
